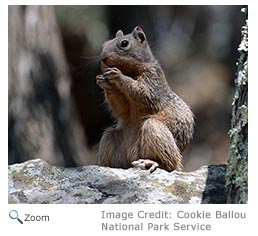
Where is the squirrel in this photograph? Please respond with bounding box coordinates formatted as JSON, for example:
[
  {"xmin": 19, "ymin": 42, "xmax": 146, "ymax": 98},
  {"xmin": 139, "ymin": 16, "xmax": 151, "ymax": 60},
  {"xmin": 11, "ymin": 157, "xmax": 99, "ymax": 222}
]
[{"xmin": 96, "ymin": 26, "xmax": 194, "ymax": 172}]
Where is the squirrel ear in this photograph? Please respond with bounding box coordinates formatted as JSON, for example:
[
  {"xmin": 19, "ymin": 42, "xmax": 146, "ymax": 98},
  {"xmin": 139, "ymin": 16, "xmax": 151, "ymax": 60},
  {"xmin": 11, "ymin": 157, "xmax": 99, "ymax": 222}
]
[
  {"xmin": 115, "ymin": 30, "xmax": 124, "ymax": 37},
  {"xmin": 132, "ymin": 26, "xmax": 146, "ymax": 43}
]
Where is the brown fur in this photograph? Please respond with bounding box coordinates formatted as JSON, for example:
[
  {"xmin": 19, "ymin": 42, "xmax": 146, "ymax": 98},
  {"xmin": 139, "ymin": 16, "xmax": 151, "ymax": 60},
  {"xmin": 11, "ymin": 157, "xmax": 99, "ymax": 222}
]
[{"xmin": 96, "ymin": 26, "xmax": 194, "ymax": 171}]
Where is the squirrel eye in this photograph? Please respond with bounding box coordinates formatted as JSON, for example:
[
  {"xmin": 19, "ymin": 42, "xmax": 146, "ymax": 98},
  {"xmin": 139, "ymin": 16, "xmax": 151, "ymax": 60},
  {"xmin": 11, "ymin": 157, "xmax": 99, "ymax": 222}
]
[{"xmin": 120, "ymin": 40, "xmax": 129, "ymax": 48}]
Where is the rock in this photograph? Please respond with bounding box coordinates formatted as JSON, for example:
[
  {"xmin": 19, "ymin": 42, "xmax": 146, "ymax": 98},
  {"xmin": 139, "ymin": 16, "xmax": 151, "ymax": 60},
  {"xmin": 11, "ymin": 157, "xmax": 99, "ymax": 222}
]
[{"xmin": 8, "ymin": 159, "xmax": 226, "ymax": 204}]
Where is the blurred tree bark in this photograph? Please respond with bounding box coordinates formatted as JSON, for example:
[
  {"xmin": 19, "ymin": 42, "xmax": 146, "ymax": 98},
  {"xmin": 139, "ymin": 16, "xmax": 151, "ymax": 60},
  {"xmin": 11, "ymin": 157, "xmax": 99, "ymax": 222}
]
[
  {"xmin": 8, "ymin": 6, "xmax": 90, "ymax": 166},
  {"xmin": 226, "ymin": 9, "xmax": 248, "ymax": 203}
]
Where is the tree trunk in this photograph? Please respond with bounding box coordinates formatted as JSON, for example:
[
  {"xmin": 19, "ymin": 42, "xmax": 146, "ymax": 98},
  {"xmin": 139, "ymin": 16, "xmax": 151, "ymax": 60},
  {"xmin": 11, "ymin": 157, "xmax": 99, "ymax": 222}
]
[
  {"xmin": 8, "ymin": 6, "xmax": 90, "ymax": 166},
  {"xmin": 226, "ymin": 8, "xmax": 248, "ymax": 203}
]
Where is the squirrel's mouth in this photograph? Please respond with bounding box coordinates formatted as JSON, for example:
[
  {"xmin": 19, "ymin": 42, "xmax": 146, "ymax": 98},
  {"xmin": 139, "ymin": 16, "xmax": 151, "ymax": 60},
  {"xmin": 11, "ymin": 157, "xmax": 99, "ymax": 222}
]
[
  {"xmin": 100, "ymin": 53, "xmax": 125, "ymax": 72},
  {"xmin": 100, "ymin": 55, "xmax": 137, "ymax": 79},
  {"xmin": 100, "ymin": 56, "xmax": 115, "ymax": 70},
  {"xmin": 101, "ymin": 58, "xmax": 121, "ymax": 73},
  {"xmin": 101, "ymin": 61, "xmax": 111, "ymax": 69}
]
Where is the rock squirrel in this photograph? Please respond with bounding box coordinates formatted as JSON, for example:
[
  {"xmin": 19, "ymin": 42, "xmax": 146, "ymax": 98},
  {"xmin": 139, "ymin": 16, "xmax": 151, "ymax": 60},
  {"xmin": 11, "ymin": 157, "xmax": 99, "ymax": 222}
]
[{"xmin": 96, "ymin": 26, "xmax": 194, "ymax": 172}]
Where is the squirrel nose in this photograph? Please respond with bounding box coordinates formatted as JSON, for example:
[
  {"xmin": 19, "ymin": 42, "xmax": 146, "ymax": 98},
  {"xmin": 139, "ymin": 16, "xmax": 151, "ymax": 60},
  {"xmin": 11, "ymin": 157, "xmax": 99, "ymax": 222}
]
[
  {"xmin": 101, "ymin": 56, "xmax": 108, "ymax": 64},
  {"xmin": 100, "ymin": 51, "xmax": 109, "ymax": 64}
]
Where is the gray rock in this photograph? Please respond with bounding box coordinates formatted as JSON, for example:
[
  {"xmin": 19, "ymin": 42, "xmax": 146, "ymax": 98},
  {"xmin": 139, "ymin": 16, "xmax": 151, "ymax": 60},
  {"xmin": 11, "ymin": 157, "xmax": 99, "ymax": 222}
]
[{"xmin": 8, "ymin": 159, "xmax": 226, "ymax": 204}]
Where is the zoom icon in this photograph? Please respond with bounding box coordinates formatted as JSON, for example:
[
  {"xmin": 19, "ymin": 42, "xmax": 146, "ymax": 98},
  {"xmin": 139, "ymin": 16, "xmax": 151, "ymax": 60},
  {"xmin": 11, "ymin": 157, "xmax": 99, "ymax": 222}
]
[{"xmin": 9, "ymin": 210, "xmax": 23, "ymax": 224}]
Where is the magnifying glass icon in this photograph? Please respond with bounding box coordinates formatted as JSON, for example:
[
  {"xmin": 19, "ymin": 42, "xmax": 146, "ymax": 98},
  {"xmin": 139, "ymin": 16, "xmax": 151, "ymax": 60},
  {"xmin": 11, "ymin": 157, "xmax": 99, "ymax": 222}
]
[{"xmin": 9, "ymin": 210, "xmax": 23, "ymax": 224}]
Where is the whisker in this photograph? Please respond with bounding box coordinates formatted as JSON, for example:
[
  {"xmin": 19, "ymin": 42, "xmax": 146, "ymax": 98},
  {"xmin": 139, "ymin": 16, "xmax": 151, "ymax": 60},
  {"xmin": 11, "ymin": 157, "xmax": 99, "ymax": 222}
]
[
  {"xmin": 80, "ymin": 55, "xmax": 100, "ymax": 60},
  {"xmin": 72, "ymin": 58, "xmax": 99, "ymax": 73},
  {"xmin": 83, "ymin": 59, "xmax": 99, "ymax": 68},
  {"xmin": 82, "ymin": 60, "xmax": 99, "ymax": 74}
]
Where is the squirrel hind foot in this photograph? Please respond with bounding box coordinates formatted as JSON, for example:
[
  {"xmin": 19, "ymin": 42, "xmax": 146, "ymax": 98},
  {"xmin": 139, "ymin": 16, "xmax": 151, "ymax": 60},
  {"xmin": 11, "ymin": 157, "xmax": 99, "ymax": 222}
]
[{"xmin": 131, "ymin": 159, "xmax": 159, "ymax": 173}]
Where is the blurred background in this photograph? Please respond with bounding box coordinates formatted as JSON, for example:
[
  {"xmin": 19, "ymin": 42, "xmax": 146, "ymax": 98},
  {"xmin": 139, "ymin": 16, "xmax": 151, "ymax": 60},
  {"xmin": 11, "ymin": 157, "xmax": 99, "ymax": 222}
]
[{"xmin": 8, "ymin": 5, "xmax": 246, "ymax": 171}]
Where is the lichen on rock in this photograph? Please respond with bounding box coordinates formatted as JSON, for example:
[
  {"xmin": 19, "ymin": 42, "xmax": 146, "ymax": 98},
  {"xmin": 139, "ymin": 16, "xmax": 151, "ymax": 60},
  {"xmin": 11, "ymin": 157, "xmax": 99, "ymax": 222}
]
[
  {"xmin": 9, "ymin": 159, "xmax": 226, "ymax": 204},
  {"xmin": 225, "ymin": 8, "xmax": 248, "ymax": 204}
]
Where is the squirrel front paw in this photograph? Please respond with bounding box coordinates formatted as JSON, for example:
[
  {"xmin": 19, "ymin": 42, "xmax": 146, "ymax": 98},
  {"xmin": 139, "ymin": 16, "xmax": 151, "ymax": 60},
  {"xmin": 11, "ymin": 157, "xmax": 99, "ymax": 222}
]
[
  {"xmin": 103, "ymin": 67, "xmax": 122, "ymax": 82},
  {"xmin": 131, "ymin": 159, "xmax": 159, "ymax": 173},
  {"xmin": 96, "ymin": 68, "xmax": 122, "ymax": 90},
  {"xmin": 96, "ymin": 74, "xmax": 112, "ymax": 90}
]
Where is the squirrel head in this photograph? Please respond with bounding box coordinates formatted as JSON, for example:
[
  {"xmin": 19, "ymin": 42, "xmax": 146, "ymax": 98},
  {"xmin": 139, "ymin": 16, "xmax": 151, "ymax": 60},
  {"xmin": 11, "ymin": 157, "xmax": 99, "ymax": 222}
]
[{"xmin": 100, "ymin": 26, "xmax": 156, "ymax": 77}]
